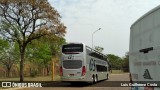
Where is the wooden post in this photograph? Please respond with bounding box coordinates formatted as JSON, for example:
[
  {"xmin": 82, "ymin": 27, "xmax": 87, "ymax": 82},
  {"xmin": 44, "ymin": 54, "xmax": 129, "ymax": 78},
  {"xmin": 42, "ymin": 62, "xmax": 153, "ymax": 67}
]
[{"xmin": 52, "ymin": 61, "xmax": 54, "ymax": 80}]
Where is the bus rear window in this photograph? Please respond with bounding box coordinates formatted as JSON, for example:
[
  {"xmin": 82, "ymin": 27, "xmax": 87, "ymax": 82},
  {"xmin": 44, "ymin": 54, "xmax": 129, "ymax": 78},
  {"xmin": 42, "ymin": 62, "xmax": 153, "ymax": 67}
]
[
  {"xmin": 62, "ymin": 44, "xmax": 83, "ymax": 53},
  {"xmin": 63, "ymin": 60, "xmax": 82, "ymax": 69}
]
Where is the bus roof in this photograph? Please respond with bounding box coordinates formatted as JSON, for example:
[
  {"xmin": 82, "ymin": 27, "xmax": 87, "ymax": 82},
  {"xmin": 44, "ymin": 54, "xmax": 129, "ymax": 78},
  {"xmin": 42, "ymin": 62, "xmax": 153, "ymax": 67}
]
[
  {"xmin": 86, "ymin": 45, "xmax": 107, "ymax": 57},
  {"xmin": 130, "ymin": 5, "xmax": 160, "ymax": 29},
  {"xmin": 64, "ymin": 42, "xmax": 85, "ymax": 45}
]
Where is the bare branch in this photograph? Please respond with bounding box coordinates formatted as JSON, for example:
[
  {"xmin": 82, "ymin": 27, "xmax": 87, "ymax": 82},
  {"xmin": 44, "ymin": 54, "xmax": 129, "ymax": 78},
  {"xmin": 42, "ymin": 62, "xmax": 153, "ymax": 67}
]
[{"xmin": 0, "ymin": 0, "xmax": 66, "ymax": 81}]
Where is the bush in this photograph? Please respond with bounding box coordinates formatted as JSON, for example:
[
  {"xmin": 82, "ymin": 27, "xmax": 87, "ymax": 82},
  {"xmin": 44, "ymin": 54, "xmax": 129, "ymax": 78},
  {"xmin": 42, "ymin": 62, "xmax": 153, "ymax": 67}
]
[
  {"xmin": 30, "ymin": 70, "xmax": 37, "ymax": 77},
  {"xmin": 122, "ymin": 68, "xmax": 129, "ymax": 72}
]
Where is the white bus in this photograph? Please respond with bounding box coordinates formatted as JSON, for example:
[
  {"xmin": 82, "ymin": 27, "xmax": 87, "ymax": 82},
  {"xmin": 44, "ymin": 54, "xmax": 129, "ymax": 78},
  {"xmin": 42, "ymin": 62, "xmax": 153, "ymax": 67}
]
[
  {"xmin": 60, "ymin": 43, "xmax": 109, "ymax": 84},
  {"xmin": 129, "ymin": 5, "xmax": 160, "ymax": 90}
]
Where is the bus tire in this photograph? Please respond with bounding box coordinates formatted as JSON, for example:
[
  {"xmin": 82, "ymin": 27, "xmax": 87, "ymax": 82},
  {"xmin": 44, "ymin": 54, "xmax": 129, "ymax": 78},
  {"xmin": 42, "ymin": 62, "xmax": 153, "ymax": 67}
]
[
  {"xmin": 70, "ymin": 82, "xmax": 76, "ymax": 85},
  {"xmin": 92, "ymin": 75, "xmax": 94, "ymax": 84},
  {"xmin": 93, "ymin": 75, "xmax": 97, "ymax": 84},
  {"xmin": 106, "ymin": 74, "xmax": 109, "ymax": 80},
  {"xmin": 96, "ymin": 74, "xmax": 98, "ymax": 82}
]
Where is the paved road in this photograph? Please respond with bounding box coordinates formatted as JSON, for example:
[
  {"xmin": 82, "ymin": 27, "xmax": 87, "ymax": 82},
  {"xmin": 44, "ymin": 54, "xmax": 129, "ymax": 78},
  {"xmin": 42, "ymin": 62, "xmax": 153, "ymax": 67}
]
[{"xmin": 11, "ymin": 73, "xmax": 131, "ymax": 90}]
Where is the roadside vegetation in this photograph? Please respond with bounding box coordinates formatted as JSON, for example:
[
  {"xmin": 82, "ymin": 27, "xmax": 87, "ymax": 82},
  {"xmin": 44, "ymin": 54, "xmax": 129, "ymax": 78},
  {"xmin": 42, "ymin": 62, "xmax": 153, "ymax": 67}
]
[
  {"xmin": 0, "ymin": 0, "xmax": 129, "ymax": 82},
  {"xmin": 0, "ymin": 0, "xmax": 66, "ymax": 82},
  {"xmin": 95, "ymin": 46, "xmax": 129, "ymax": 73},
  {"xmin": 0, "ymin": 75, "xmax": 60, "ymax": 81},
  {"xmin": 107, "ymin": 53, "xmax": 129, "ymax": 73}
]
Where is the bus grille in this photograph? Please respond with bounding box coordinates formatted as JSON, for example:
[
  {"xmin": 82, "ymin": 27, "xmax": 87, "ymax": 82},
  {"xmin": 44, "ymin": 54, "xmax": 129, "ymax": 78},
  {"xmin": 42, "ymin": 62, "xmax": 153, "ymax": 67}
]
[{"xmin": 63, "ymin": 60, "xmax": 82, "ymax": 69}]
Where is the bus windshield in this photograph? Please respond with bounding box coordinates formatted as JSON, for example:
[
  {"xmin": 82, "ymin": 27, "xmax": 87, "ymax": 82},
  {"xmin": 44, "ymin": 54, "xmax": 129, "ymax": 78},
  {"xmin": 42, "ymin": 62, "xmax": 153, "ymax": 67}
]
[{"xmin": 62, "ymin": 44, "xmax": 83, "ymax": 53}]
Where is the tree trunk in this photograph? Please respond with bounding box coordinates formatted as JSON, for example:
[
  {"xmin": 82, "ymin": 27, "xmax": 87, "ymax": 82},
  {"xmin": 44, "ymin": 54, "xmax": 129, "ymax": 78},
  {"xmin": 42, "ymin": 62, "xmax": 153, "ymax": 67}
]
[
  {"xmin": 7, "ymin": 68, "xmax": 11, "ymax": 78},
  {"xmin": 47, "ymin": 66, "xmax": 49, "ymax": 76},
  {"xmin": 43, "ymin": 67, "xmax": 45, "ymax": 76},
  {"xmin": 20, "ymin": 46, "xmax": 25, "ymax": 82},
  {"xmin": 29, "ymin": 68, "xmax": 32, "ymax": 76}
]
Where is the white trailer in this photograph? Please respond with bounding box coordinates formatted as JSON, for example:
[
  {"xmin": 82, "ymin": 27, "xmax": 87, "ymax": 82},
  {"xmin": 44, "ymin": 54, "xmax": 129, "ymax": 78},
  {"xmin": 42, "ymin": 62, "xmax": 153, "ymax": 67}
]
[{"xmin": 129, "ymin": 5, "xmax": 160, "ymax": 90}]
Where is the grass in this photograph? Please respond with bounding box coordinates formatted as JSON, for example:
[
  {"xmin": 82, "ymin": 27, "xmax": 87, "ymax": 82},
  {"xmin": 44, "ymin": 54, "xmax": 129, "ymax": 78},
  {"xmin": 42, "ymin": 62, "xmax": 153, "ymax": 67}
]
[
  {"xmin": 110, "ymin": 70, "xmax": 128, "ymax": 74},
  {"xmin": 0, "ymin": 75, "xmax": 61, "ymax": 81},
  {"xmin": 0, "ymin": 70, "xmax": 128, "ymax": 81},
  {"xmin": 0, "ymin": 75, "xmax": 61, "ymax": 89}
]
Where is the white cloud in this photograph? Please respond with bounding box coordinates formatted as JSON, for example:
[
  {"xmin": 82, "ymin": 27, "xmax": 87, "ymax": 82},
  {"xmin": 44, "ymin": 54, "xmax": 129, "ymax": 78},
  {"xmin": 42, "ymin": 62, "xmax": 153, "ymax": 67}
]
[{"xmin": 48, "ymin": 0, "xmax": 160, "ymax": 57}]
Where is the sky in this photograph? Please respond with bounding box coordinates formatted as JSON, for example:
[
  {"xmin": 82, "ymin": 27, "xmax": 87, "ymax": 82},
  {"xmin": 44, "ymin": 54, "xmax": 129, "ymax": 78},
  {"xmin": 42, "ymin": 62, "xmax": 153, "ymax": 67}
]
[{"xmin": 48, "ymin": 0, "xmax": 160, "ymax": 57}]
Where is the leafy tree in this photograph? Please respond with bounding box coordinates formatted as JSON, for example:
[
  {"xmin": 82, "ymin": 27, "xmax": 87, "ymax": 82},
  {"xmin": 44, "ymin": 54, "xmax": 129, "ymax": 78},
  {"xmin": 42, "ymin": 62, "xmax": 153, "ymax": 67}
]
[
  {"xmin": 107, "ymin": 54, "xmax": 123, "ymax": 70},
  {"xmin": 26, "ymin": 35, "xmax": 65, "ymax": 76},
  {"xmin": 1, "ymin": 47, "xmax": 19, "ymax": 77},
  {"xmin": 0, "ymin": 0, "xmax": 66, "ymax": 81},
  {"xmin": 27, "ymin": 37, "xmax": 52, "ymax": 76},
  {"xmin": 0, "ymin": 37, "xmax": 9, "ymax": 53},
  {"xmin": 94, "ymin": 46, "xmax": 104, "ymax": 52},
  {"xmin": 122, "ymin": 52, "xmax": 129, "ymax": 72},
  {"xmin": 0, "ymin": 38, "xmax": 19, "ymax": 77},
  {"xmin": 0, "ymin": 38, "xmax": 9, "ymax": 77}
]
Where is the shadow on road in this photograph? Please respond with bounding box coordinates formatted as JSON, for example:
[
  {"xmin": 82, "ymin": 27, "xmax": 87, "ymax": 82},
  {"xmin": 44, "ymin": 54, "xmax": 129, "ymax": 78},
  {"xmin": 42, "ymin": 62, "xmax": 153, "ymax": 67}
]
[
  {"xmin": 42, "ymin": 80, "xmax": 108, "ymax": 87},
  {"xmin": 42, "ymin": 81, "xmax": 92, "ymax": 87}
]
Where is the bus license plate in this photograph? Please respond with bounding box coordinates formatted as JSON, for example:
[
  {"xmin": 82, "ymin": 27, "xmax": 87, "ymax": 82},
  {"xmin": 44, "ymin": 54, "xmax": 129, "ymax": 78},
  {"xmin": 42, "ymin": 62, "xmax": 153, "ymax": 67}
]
[{"xmin": 70, "ymin": 74, "xmax": 74, "ymax": 76}]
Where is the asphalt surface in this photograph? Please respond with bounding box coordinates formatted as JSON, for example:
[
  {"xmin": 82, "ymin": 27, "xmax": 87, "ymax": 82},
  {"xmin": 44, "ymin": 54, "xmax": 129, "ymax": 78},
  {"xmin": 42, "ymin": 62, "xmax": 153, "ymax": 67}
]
[{"xmin": 5, "ymin": 73, "xmax": 131, "ymax": 90}]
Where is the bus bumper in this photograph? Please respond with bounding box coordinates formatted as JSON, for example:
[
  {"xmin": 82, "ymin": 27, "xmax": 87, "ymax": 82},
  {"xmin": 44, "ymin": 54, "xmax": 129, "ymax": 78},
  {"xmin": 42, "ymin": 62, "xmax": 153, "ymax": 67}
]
[{"xmin": 61, "ymin": 76, "xmax": 90, "ymax": 82}]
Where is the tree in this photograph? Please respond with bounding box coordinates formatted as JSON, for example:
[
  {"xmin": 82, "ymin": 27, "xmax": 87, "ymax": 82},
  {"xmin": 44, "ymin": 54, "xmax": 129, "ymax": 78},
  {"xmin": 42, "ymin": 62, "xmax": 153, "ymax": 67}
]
[
  {"xmin": 122, "ymin": 52, "xmax": 129, "ymax": 72},
  {"xmin": 0, "ymin": 37, "xmax": 9, "ymax": 53},
  {"xmin": 27, "ymin": 37, "xmax": 52, "ymax": 76},
  {"xmin": 1, "ymin": 47, "xmax": 19, "ymax": 77},
  {"xmin": 0, "ymin": 0, "xmax": 66, "ymax": 82},
  {"xmin": 26, "ymin": 35, "xmax": 65, "ymax": 76},
  {"xmin": 107, "ymin": 54, "xmax": 123, "ymax": 70},
  {"xmin": 0, "ymin": 38, "xmax": 9, "ymax": 77},
  {"xmin": 0, "ymin": 38, "xmax": 19, "ymax": 77},
  {"xmin": 94, "ymin": 46, "xmax": 104, "ymax": 52}
]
